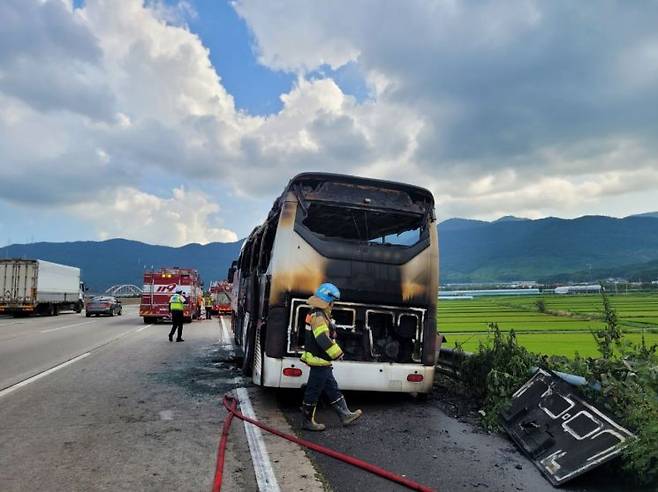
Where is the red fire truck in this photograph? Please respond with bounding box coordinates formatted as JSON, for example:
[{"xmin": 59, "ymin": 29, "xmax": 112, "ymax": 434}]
[
  {"xmin": 209, "ymin": 281, "xmax": 232, "ymax": 315},
  {"xmin": 140, "ymin": 267, "xmax": 202, "ymax": 324}
]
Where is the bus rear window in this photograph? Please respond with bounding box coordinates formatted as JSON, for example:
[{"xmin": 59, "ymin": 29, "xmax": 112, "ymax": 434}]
[{"xmin": 301, "ymin": 203, "xmax": 423, "ymax": 246}]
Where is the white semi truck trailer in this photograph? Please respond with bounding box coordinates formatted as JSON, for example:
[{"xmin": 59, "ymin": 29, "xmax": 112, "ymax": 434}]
[{"xmin": 0, "ymin": 259, "xmax": 84, "ymax": 316}]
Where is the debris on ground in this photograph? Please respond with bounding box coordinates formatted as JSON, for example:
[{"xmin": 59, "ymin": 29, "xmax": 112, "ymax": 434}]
[{"xmin": 501, "ymin": 369, "xmax": 635, "ymax": 486}]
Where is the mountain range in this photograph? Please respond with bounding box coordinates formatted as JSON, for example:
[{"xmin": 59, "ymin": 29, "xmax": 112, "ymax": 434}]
[
  {"xmin": 1, "ymin": 214, "xmax": 657, "ymax": 290},
  {"xmin": 0, "ymin": 239, "xmax": 242, "ymax": 292},
  {"xmin": 440, "ymin": 214, "xmax": 658, "ymax": 282}
]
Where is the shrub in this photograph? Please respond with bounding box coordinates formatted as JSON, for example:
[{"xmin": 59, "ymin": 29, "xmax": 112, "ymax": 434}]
[
  {"xmin": 455, "ymin": 292, "xmax": 658, "ymax": 484},
  {"xmin": 535, "ymin": 299, "xmax": 546, "ymax": 313}
]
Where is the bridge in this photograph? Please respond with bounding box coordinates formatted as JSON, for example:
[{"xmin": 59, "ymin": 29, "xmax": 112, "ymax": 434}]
[{"xmin": 104, "ymin": 284, "xmax": 143, "ymax": 296}]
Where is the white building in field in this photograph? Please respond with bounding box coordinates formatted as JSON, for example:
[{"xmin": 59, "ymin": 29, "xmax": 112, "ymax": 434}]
[
  {"xmin": 554, "ymin": 285, "xmax": 602, "ymax": 295},
  {"xmin": 439, "ymin": 288, "xmax": 540, "ymax": 298}
]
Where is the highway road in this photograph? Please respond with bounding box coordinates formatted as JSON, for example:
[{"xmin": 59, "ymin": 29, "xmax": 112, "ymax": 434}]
[
  {"xmin": 0, "ymin": 309, "xmax": 260, "ymax": 491},
  {"xmin": 0, "ymin": 307, "xmax": 145, "ymax": 390},
  {"xmin": 0, "ymin": 309, "xmax": 636, "ymax": 491}
]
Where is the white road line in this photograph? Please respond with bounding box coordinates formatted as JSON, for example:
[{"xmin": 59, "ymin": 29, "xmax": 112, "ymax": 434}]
[
  {"xmin": 136, "ymin": 324, "xmax": 152, "ymax": 332},
  {"xmin": 0, "ymin": 352, "xmax": 91, "ymax": 399},
  {"xmin": 221, "ymin": 319, "xmax": 278, "ymax": 490},
  {"xmin": 235, "ymin": 387, "xmax": 281, "ymax": 492},
  {"xmin": 41, "ymin": 320, "xmax": 96, "ymax": 333}
]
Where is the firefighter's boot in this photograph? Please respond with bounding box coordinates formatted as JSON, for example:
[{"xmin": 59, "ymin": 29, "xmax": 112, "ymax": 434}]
[
  {"xmin": 301, "ymin": 403, "xmax": 325, "ymax": 431},
  {"xmin": 331, "ymin": 396, "xmax": 363, "ymax": 425}
]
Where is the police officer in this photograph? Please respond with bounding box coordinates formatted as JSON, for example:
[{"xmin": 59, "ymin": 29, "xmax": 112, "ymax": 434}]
[
  {"xmin": 168, "ymin": 289, "xmax": 187, "ymax": 342},
  {"xmin": 300, "ymin": 283, "xmax": 363, "ymax": 431}
]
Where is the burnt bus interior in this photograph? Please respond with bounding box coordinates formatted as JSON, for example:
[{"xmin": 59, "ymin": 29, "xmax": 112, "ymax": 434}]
[
  {"xmin": 296, "ymin": 179, "xmax": 432, "ymax": 247},
  {"xmin": 231, "ymin": 173, "xmax": 436, "ymax": 370},
  {"xmin": 287, "ymin": 298, "xmax": 426, "ymax": 363}
]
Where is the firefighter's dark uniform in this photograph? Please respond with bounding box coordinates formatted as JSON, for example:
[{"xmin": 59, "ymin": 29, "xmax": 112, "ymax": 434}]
[
  {"xmin": 168, "ymin": 292, "xmax": 186, "ymax": 342},
  {"xmin": 300, "ymin": 295, "xmax": 362, "ymax": 431}
]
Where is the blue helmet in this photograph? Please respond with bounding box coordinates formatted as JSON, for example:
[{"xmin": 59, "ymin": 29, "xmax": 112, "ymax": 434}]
[{"xmin": 315, "ymin": 283, "xmax": 340, "ymax": 303}]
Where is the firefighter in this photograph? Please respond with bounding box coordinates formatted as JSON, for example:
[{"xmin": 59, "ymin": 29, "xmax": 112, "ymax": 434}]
[
  {"xmin": 300, "ymin": 283, "xmax": 363, "ymax": 431},
  {"xmin": 204, "ymin": 294, "xmax": 213, "ymax": 319},
  {"xmin": 168, "ymin": 289, "xmax": 186, "ymax": 342}
]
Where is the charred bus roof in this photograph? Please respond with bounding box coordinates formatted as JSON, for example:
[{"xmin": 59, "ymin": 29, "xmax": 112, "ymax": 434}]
[
  {"xmin": 287, "ymin": 172, "xmax": 434, "ymax": 205},
  {"xmin": 266, "ymin": 172, "xmax": 435, "ymax": 221}
]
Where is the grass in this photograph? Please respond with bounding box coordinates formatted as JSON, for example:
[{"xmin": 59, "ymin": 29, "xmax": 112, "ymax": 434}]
[{"xmin": 437, "ymin": 293, "xmax": 658, "ymax": 357}]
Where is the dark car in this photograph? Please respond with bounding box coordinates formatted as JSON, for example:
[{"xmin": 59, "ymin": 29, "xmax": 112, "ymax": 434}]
[{"xmin": 85, "ymin": 296, "xmax": 122, "ymax": 317}]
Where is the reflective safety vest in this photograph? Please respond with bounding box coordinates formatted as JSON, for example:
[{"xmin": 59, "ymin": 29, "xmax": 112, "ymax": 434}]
[
  {"xmin": 300, "ymin": 309, "xmax": 344, "ymax": 367},
  {"xmin": 204, "ymin": 297, "xmax": 212, "ymax": 307},
  {"xmin": 169, "ymin": 293, "xmax": 185, "ymax": 311}
]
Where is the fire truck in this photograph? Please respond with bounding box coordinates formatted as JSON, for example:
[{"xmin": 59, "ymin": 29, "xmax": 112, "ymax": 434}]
[
  {"xmin": 140, "ymin": 267, "xmax": 202, "ymax": 324},
  {"xmin": 209, "ymin": 281, "xmax": 232, "ymax": 315}
]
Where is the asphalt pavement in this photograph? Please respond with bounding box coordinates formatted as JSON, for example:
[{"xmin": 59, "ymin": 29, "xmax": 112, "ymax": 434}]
[
  {"xmin": 0, "ymin": 310, "xmax": 259, "ymax": 491},
  {"xmin": 277, "ymin": 378, "xmax": 636, "ymax": 492},
  {"xmin": 0, "ymin": 308, "xmax": 143, "ymax": 390}
]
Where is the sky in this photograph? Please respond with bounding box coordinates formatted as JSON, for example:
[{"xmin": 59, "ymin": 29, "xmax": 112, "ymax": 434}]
[{"xmin": 1, "ymin": 0, "xmax": 657, "ymax": 247}]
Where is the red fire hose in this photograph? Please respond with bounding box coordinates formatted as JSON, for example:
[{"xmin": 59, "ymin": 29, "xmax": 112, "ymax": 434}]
[{"xmin": 212, "ymin": 393, "xmax": 436, "ymax": 492}]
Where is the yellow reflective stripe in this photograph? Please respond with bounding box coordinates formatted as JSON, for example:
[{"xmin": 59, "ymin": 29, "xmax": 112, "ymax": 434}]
[
  {"xmin": 326, "ymin": 343, "xmax": 343, "ymax": 359},
  {"xmin": 313, "ymin": 324, "xmax": 329, "ymax": 337},
  {"xmin": 301, "ymin": 352, "xmax": 331, "ymax": 366}
]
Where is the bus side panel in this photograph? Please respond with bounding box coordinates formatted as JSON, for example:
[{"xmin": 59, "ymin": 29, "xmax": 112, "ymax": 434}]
[
  {"xmin": 268, "ymin": 196, "xmax": 328, "ymax": 306},
  {"xmin": 265, "ymin": 195, "xmax": 328, "ymax": 359},
  {"xmin": 408, "ymin": 222, "xmax": 438, "ymax": 365}
]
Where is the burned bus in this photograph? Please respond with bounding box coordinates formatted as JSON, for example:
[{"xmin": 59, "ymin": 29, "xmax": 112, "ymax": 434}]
[{"xmin": 229, "ymin": 172, "xmax": 439, "ymax": 393}]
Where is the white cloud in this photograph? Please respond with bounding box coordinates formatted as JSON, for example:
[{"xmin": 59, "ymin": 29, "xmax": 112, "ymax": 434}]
[
  {"xmin": 69, "ymin": 187, "xmax": 237, "ymax": 246},
  {"xmin": 1, "ymin": 0, "xmax": 658, "ymax": 248},
  {"xmin": 234, "ymin": 0, "xmax": 658, "ymax": 219}
]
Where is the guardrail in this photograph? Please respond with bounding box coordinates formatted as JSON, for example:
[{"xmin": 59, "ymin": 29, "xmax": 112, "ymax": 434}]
[
  {"xmin": 435, "ymin": 347, "xmax": 594, "ymax": 388},
  {"xmin": 435, "ymin": 347, "xmax": 469, "ymax": 379}
]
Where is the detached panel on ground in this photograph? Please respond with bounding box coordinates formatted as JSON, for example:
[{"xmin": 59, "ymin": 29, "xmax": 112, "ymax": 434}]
[{"xmin": 501, "ymin": 369, "xmax": 635, "ymax": 486}]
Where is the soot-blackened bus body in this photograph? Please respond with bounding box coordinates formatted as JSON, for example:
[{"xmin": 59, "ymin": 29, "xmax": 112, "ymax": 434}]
[{"xmin": 230, "ymin": 173, "xmax": 439, "ymax": 393}]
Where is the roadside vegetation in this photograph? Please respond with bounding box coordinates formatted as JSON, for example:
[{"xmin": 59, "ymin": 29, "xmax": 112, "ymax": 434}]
[{"xmin": 450, "ymin": 292, "xmax": 658, "ymax": 485}]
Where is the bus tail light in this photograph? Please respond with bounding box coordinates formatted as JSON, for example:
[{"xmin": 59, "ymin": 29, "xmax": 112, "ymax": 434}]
[
  {"xmin": 407, "ymin": 374, "xmax": 424, "ymax": 383},
  {"xmin": 283, "ymin": 367, "xmax": 303, "ymax": 377}
]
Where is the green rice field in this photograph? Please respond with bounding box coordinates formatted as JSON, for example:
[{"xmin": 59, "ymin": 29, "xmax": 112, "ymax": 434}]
[{"xmin": 437, "ymin": 293, "xmax": 658, "ymax": 357}]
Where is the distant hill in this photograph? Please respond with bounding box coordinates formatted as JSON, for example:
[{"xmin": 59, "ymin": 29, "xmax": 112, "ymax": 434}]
[
  {"xmin": 542, "ymin": 258, "xmax": 658, "ymax": 283},
  {"xmin": 438, "ymin": 215, "xmax": 658, "ymax": 282},
  {"xmin": 493, "ymin": 215, "xmax": 531, "ymax": 223},
  {"xmin": 2, "ymin": 214, "xmax": 657, "ymax": 289},
  {"xmin": 439, "ymin": 218, "xmax": 489, "ymax": 231},
  {"xmin": 0, "ymin": 239, "xmax": 243, "ymax": 292},
  {"xmin": 628, "ymin": 211, "xmax": 658, "ymax": 219}
]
